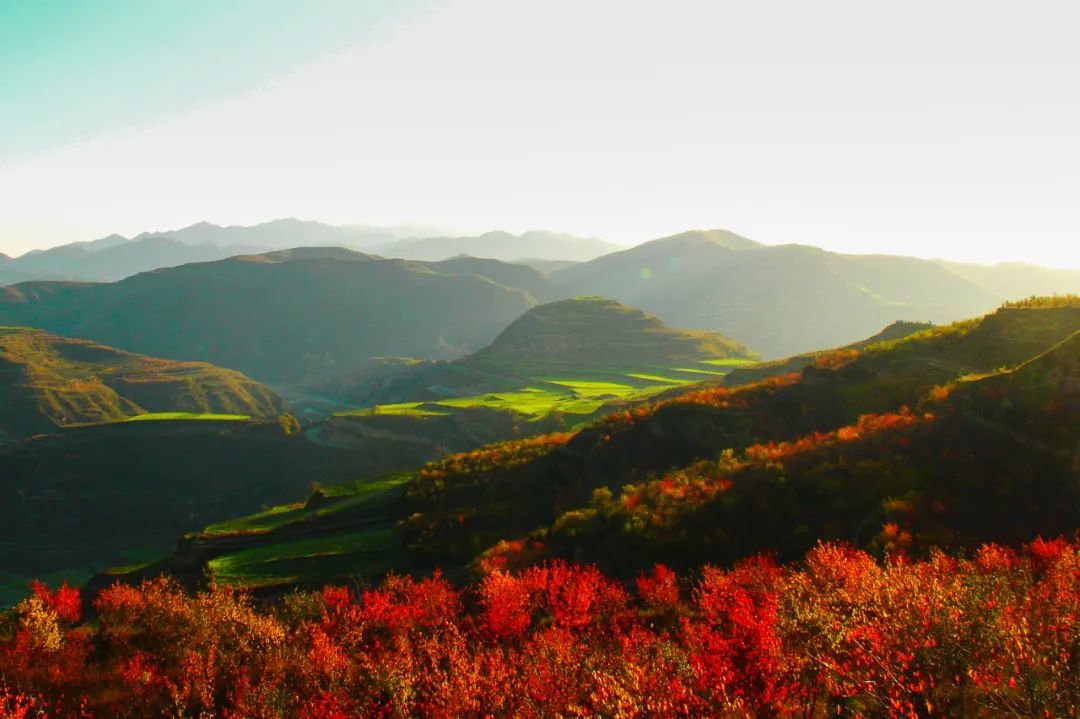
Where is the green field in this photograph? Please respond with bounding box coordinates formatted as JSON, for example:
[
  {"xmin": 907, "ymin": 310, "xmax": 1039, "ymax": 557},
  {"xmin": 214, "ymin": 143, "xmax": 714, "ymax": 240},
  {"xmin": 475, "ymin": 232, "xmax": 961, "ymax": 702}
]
[
  {"xmin": 124, "ymin": 412, "xmax": 252, "ymax": 422},
  {"xmin": 207, "ymin": 527, "xmax": 405, "ymax": 587},
  {"xmin": 202, "ymin": 473, "xmax": 410, "ymax": 537},
  {"xmin": 334, "ymin": 360, "xmax": 755, "ymax": 423},
  {"xmin": 195, "ymin": 473, "xmax": 416, "ymax": 588}
]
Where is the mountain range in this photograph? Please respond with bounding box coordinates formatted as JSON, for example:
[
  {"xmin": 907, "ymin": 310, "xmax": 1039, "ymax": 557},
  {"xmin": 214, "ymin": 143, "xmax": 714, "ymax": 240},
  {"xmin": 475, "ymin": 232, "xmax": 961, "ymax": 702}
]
[
  {"xmin": 2, "ymin": 224, "xmax": 1080, "ymax": 379},
  {"xmin": 0, "ymin": 220, "xmax": 614, "ymax": 284}
]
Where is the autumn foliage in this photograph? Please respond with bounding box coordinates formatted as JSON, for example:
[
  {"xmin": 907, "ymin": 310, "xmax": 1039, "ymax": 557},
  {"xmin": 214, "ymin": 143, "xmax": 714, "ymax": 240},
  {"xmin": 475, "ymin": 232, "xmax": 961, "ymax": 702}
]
[{"xmin": 3, "ymin": 539, "xmax": 1080, "ymax": 718}]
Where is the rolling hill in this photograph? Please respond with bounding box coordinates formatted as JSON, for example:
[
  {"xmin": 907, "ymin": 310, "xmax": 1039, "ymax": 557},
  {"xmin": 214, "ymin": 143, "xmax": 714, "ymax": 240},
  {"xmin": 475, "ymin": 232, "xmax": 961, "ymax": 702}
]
[
  {"xmin": 0, "ymin": 327, "xmax": 285, "ymax": 440},
  {"xmin": 320, "ymin": 297, "xmax": 756, "ymax": 423},
  {"xmin": 0, "ymin": 249, "xmax": 536, "ymax": 383},
  {"xmin": 149, "ymin": 297, "xmax": 1080, "ymax": 591}
]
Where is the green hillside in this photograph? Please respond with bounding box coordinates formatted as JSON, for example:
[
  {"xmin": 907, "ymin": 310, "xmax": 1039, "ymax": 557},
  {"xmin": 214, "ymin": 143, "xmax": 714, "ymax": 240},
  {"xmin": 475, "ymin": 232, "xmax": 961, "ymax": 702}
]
[
  {"xmin": 148, "ymin": 298, "xmax": 1080, "ymax": 591},
  {"xmin": 719, "ymin": 319, "xmax": 934, "ymax": 387},
  {"xmin": 0, "ymin": 327, "xmax": 285, "ymax": 439},
  {"xmin": 0, "ymin": 413, "xmax": 469, "ymax": 608},
  {"xmin": 327, "ymin": 297, "xmax": 755, "ymax": 424}
]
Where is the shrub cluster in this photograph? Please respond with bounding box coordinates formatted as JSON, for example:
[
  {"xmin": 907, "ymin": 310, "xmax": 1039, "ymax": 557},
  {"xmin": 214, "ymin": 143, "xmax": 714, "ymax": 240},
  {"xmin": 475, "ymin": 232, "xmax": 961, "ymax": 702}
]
[{"xmin": 3, "ymin": 539, "xmax": 1079, "ymax": 718}]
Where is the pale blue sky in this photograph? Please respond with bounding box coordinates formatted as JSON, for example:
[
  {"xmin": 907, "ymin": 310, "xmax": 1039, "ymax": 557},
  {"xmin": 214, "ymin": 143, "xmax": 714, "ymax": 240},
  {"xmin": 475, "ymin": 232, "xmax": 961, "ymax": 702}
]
[
  {"xmin": 0, "ymin": 0, "xmax": 427, "ymax": 158},
  {"xmin": 1, "ymin": 0, "xmax": 1078, "ymax": 268}
]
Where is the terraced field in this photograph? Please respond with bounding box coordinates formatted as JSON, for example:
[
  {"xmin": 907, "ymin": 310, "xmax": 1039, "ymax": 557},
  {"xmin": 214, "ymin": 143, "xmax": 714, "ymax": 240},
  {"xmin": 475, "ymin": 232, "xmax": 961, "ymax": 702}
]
[
  {"xmin": 185, "ymin": 473, "xmax": 416, "ymax": 589},
  {"xmin": 335, "ymin": 359, "xmax": 755, "ymax": 423},
  {"xmin": 123, "ymin": 412, "xmax": 252, "ymax": 422}
]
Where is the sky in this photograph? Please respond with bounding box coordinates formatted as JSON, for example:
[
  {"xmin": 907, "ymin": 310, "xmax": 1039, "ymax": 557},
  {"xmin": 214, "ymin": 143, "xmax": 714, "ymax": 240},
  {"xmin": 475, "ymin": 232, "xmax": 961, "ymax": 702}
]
[{"xmin": 1, "ymin": 0, "xmax": 1078, "ymax": 267}]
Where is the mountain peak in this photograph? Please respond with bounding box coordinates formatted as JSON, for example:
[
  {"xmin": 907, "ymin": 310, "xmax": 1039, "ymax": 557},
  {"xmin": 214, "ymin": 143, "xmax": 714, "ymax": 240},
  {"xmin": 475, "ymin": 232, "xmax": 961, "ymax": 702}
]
[
  {"xmin": 242, "ymin": 246, "xmax": 378, "ymax": 263},
  {"xmin": 650, "ymin": 229, "xmax": 763, "ymax": 251}
]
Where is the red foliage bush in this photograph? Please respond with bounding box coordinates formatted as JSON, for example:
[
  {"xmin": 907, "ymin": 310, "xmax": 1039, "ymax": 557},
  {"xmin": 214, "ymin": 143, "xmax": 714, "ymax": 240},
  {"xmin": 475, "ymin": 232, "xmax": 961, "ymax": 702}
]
[{"xmin": 3, "ymin": 540, "xmax": 1080, "ymax": 717}]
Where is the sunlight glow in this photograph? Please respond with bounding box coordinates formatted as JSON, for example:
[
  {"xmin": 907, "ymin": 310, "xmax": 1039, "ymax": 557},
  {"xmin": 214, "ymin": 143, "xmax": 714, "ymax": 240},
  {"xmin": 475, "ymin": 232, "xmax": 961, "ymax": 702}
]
[{"xmin": 1, "ymin": 0, "xmax": 1077, "ymax": 267}]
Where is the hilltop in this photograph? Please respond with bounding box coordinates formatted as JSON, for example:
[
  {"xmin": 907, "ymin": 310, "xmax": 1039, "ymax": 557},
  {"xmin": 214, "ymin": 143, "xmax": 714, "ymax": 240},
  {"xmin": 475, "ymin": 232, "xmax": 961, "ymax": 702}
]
[
  {"xmin": 0, "ymin": 327, "xmax": 285, "ymax": 440},
  {"xmin": 471, "ymin": 296, "xmax": 751, "ymax": 364},
  {"xmin": 0, "ymin": 249, "xmax": 535, "ymax": 383},
  {"xmin": 153, "ymin": 298, "xmax": 1080, "ymax": 590},
  {"xmin": 323, "ymin": 297, "xmax": 755, "ymax": 424}
]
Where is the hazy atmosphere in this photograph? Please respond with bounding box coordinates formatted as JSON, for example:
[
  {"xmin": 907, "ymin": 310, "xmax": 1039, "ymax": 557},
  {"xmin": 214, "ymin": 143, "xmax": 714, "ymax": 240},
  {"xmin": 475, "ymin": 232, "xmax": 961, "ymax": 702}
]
[
  {"xmin": 4, "ymin": 3, "xmax": 1080, "ymax": 716},
  {"xmin": 2, "ymin": 0, "xmax": 1078, "ymax": 266}
]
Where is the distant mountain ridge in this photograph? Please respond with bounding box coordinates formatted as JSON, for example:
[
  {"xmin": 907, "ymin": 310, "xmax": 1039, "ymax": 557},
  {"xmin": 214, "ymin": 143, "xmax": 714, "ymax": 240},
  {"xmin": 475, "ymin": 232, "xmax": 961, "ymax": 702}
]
[
  {"xmin": 551, "ymin": 231, "xmax": 1015, "ymax": 357},
  {"xmin": 373, "ymin": 230, "xmax": 619, "ymax": 262},
  {"xmin": 4, "ymin": 223, "xmax": 1080, "ymax": 372},
  {"xmin": 0, "ymin": 220, "xmax": 613, "ymax": 284}
]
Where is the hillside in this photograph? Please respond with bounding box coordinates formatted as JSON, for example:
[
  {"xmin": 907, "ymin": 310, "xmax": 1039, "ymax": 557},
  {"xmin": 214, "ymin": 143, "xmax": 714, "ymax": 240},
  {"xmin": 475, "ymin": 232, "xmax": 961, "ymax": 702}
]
[
  {"xmin": 422, "ymin": 256, "xmax": 560, "ymax": 302},
  {"xmin": 551, "ymin": 230, "xmax": 1079, "ymax": 358},
  {"xmin": 321, "ymin": 297, "xmax": 755, "ymax": 424},
  {"xmin": 719, "ymin": 319, "xmax": 934, "ymax": 387},
  {"xmin": 473, "ymin": 296, "xmax": 751, "ymax": 364},
  {"xmin": 156, "ymin": 298, "xmax": 1080, "ymax": 590},
  {"xmin": 0, "ymin": 420, "xmax": 390, "ymax": 607},
  {"xmin": 537, "ymin": 328, "xmax": 1080, "ymax": 574},
  {"xmin": 0, "ymin": 250, "xmax": 535, "ymax": 383},
  {"xmin": 0, "ymin": 327, "xmax": 285, "ymax": 440}
]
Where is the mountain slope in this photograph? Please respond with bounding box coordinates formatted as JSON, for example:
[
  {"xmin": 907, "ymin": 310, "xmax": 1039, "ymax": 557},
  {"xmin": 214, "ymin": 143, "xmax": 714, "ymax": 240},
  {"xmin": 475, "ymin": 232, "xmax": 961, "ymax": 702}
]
[
  {"xmin": 0, "ymin": 250, "xmax": 536, "ymax": 383},
  {"xmin": 552, "ymin": 231, "xmax": 1018, "ymax": 358},
  {"xmin": 719, "ymin": 319, "xmax": 934, "ymax": 387},
  {"xmin": 0, "ymin": 420, "xmax": 386, "ymax": 607},
  {"xmin": 0, "ymin": 327, "xmax": 285, "ymax": 440},
  {"xmin": 540, "ymin": 329, "xmax": 1080, "ymax": 574},
  {"xmin": 421, "ymin": 256, "xmax": 560, "ymax": 302}
]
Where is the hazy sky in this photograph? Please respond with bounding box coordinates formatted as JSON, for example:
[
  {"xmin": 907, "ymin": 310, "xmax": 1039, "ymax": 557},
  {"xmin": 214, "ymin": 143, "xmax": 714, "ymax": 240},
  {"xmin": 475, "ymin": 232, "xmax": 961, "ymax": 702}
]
[{"xmin": 1, "ymin": 0, "xmax": 1078, "ymax": 267}]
